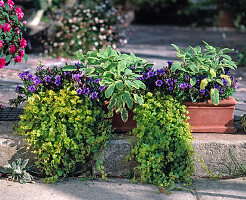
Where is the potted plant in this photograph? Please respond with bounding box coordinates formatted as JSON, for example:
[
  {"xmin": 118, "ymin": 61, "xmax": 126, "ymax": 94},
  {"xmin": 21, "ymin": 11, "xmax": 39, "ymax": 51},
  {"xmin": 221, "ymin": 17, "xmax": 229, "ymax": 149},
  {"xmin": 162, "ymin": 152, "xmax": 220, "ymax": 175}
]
[
  {"xmin": 0, "ymin": 0, "xmax": 28, "ymax": 68},
  {"xmin": 62, "ymin": 47, "xmax": 152, "ymax": 132},
  {"xmin": 141, "ymin": 42, "xmax": 238, "ymax": 133}
]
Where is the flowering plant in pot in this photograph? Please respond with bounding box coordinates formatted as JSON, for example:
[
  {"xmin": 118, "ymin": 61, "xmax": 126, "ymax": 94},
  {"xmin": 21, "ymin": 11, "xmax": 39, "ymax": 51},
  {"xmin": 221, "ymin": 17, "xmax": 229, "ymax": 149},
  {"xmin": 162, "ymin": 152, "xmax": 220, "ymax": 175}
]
[
  {"xmin": 141, "ymin": 42, "xmax": 238, "ymax": 133},
  {"xmin": 62, "ymin": 46, "xmax": 151, "ymax": 125},
  {"xmin": 0, "ymin": 0, "xmax": 27, "ymax": 68}
]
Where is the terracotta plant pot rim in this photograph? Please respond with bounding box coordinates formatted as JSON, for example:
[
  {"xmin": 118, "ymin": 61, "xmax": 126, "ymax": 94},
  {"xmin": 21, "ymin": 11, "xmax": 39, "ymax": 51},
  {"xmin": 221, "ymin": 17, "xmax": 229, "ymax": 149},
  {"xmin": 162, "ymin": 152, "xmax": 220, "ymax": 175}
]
[{"xmin": 183, "ymin": 96, "xmax": 237, "ymax": 107}]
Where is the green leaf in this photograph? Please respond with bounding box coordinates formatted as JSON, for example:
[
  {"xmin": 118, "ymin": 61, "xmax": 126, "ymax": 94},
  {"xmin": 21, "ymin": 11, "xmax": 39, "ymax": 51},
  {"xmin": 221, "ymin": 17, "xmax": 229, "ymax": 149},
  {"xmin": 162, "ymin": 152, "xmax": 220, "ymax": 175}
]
[
  {"xmin": 118, "ymin": 60, "xmax": 126, "ymax": 74},
  {"xmin": 76, "ymin": 51, "xmax": 85, "ymax": 63},
  {"xmin": 115, "ymin": 80, "xmax": 124, "ymax": 90},
  {"xmin": 134, "ymin": 94, "xmax": 144, "ymax": 105},
  {"xmin": 222, "ymin": 54, "xmax": 232, "ymax": 60},
  {"xmin": 20, "ymin": 159, "xmax": 29, "ymax": 170},
  {"xmin": 123, "ymin": 91, "xmax": 133, "ymax": 109},
  {"xmin": 220, "ymin": 75, "xmax": 231, "ymax": 85},
  {"xmin": 101, "ymin": 78, "xmax": 114, "ymax": 85},
  {"xmin": 190, "ymin": 77, "xmax": 196, "ymax": 86},
  {"xmin": 108, "ymin": 94, "xmax": 117, "ymax": 110},
  {"xmin": 210, "ymin": 69, "xmax": 216, "ymax": 77},
  {"xmin": 62, "ymin": 65, "xmax": 77, "ymax": 71},
  {"xmin": 171, "ymin": 44, "xmax": 181, "ymax": 52},
  {"xmin": 121, "ymin": 107, "xmax": 128, "ymax": 122},
  {"xmin": 105, "ymin": 84, "xmax": 115, "ymax": 98},
  {"xmin": 134, "ymin": 80, "xmax": 146, "ymax": 89},
  {"xmin": 57, "ymin": 169, "xmax": 63, "ymax": 177},
  {"xmin": 216, "ymin": 79, "xmax": 223, "ymax": 85},
  {"xmin": 106, "ymin": 46, "xmax": 112, "ymax": 57},
  {"xmin": 24, "ymin": 53, "xmax": 28, "ymax": 63},
  {"xmin": 171, "ymin": 62, "xmax": 181, "ymax": 72},
  {"xmin": 210, "ymin": 88, "xmax": 219, "ymax": 105},
  {"xmin": 5, "ymin": 54, "xmax": 12, "ymax": 63},
  {"xmin": 83, "ymin": 67, "xmax": 95, "ymax": 75},
  {"xmin": 200, "ymin": 79, "xmax": 208, "ymax": 90}
]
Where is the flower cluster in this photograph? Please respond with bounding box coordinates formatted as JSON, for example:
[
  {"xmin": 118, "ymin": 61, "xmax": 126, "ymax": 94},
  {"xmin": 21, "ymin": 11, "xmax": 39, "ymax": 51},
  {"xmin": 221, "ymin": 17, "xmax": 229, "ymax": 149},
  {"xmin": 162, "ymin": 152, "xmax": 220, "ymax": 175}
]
[
  {"xmin": 11, "ymin": 63, "xmax": 107, "ymax": 107},
  {"xmin": 141, "ymin": 62, "xmax": 238, "ymax": 103},
  {"xmin": 42, "ymin": 1, "xmax": 126, "ymax": 58},
  {"xmin": 0, "ymin": 0, "xmax": 27, "ymax": 68}
]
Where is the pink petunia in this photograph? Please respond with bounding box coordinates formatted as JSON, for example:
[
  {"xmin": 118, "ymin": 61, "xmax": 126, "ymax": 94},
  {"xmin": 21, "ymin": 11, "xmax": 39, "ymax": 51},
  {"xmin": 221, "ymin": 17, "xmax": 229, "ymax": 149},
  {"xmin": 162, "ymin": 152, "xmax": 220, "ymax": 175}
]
[
  {"xmin": 9, "ymin": 45, "xmax": 15, "ymax": 54},
  {"xmin": 19, "ymin": 49, "xmax": 24, "ymax": 57},
  {"xmin": 23, "ymin": 21, "xmax": 27, "ymax": 25},
  {"xmin": 0, "ymin": 58, "xmax": 6, "ymax": 68},
  {"xmin": 4, "ymin": 23, "xmax": 11, "ymax": 32},
  {"xmin": 14, "ymin": 55, "xmax": 22, "ymax": 63},
  {"xmin": 15, "ymin": 7, "xmax": 24, "ymax": 20},
  {"xmin": 0, "ymin": 0, "xmax": 4, "ymax": 7},
  {"xmin": 20, "ymin": 38, "xmax": 27, "ymax": 48},
  {"xmin": 0, "ymin": 41, "xmax": 3, "ymax": 48},
  {"xmin": 7, "ymin": 0, "xmax": 14, "ymax": 9}
]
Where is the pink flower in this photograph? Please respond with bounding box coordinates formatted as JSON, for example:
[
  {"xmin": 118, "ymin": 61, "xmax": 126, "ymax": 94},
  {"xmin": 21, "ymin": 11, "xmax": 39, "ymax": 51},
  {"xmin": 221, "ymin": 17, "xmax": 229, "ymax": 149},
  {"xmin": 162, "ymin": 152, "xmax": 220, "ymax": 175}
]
[
  {"xmin": 0, "ymin": 41, "xmax": 3, "ymax": 48},
  {"xmin": 0, "ymin": 0, "xmax": 4, "ymax": 7},
  {"xmin": 15, "ymin": 7, "xmax": 24, "ymax": 20},
  {"xmin": 14, "ymin": 55, "xmax": 22, "ymax": 63},
  {"xmin": 23, "ymin": 21, "xmax": 27, "ymax": 25},
  {"xmin": 4, "ymin": 23, "xmax": 11, "ymax": 32},
  {"xmin": 19, "ymin": 49, "xmax": 24, "ymax": 57},
  {"xmin": 16, "ymin": 28, "xmax": 20, "ymax": 34},
  {"xmin": 7, "ymin": 0, "xmax": 14, "ymax": 9},
  {"xmin": 9, "ymin": 45, "xmax": 15, "ymax": 54},
  {"xmin": 0, "ymin": 58, "xmax": 6, "ymax": 68},
  {"xmin": 20, "ymin": 38, "xmax": 27, "ymax": 48}
]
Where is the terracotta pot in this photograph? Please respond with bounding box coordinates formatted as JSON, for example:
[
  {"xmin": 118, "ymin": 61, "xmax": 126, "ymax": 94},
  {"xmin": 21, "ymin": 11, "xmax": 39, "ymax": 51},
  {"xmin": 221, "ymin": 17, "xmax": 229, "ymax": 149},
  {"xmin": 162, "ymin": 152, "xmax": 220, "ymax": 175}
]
[
  {"xmin": 183, "ymin": 96, "xmax": 237, "ymax": 133},
  {"xmin": 102, "ymin": 103, "xmax": 136, "ymax": 133}
]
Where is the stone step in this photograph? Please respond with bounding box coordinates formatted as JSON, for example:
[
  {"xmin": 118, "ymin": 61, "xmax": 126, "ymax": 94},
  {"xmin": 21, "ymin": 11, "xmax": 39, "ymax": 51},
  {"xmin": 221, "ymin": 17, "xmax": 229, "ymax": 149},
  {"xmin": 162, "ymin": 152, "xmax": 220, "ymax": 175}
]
[{"xmin": 1, "ymin": 121, "xmax": 246, "ymax": 178}]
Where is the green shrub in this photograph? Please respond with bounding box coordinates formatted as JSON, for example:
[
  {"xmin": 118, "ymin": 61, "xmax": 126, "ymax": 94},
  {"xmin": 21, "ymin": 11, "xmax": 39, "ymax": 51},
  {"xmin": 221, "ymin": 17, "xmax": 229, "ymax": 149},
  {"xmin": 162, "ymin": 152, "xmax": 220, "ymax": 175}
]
[
  {"xmin": 43, "ymin": 1, "xmax": 125, "ymax": 58},
  {"xmin": 17, "ymin": 85, "xmax": 112, "ymax": 182},
  {"xmin": 129, "ymin": 92, "xmax": 194, "ymax": 191}
]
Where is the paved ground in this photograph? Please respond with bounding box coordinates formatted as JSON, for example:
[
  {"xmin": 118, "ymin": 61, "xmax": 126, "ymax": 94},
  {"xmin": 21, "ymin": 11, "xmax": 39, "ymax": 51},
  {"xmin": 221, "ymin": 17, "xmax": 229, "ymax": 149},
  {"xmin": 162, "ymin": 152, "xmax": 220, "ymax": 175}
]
[{"xmin": 1, "ymin": 177, "xmax": 246, "ymax": 200}]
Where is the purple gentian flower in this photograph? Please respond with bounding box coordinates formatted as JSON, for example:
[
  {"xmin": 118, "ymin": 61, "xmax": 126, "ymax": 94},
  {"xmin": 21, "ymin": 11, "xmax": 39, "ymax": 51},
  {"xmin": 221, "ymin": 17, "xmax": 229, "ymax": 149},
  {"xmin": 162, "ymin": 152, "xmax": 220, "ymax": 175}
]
[
  {"xmin": 215, "ymin": 84, "xmax": 221, "ymax": 90},
  {"xmin": 44, "ymin": 75, "xmax": 51, "ymax": 82},
  {"xmin": 75, "ymin": 62, "xmax": 80, "ymax": 68},
  {"xmin": 156, "ymin": 68, "xmax": 165, "ymax": 75},
  {"xmin": 199, "ymin": 89, "xmax": 206, "ymax": 95},
  {"xmin": 33, "ymin": 77, "xmax": 42, "ymax": 86},
  {"xmin": 26, "ymin": 74, "xmax": 34, "ymax": 81},
  {"xmin": 16, "ymin": 85, "xmax": 20, "ymax": 92},
  {"xmin": 90, "ymin": 91, "xmax": 98, "ymax": 99},
  {"xmin": 166, "ymin": 78, "xmax": 173, "ymax": 86},
  {"xmin": 94, "ymin": 78, "xmax": 101, "ymax": 84},
  {"xmin": 76, "ymin": 88, "xmax": 83, "ymax": 95},
  {"xmin": 130, "ymin": 66, "xmax": 135, "ymax": 70},
  {"xmin": 222, "ymin": 79, "xmax": 228, "ymax": 86},
  {"xmin": 18, "ymin": 72, "xmax": 26, "ymax": 80},
  {"xmin": 155, "ymin": 80, "xmax": 163, "ymax": 87},
  {"xmin": 167, "ymin": 61, "xmax": 173, "ymax": 67},
  {"xmin": 28, "ymin": 85, "xmax": 36, "ymax": 92},
  {"xmin": 147, "ymin": 71, "xmax": 155, "ymax": 78},
  {"xmin": 141, "ymin": 73, "xmax": 148, "ymax": 80},
  {"xmin": 185, "ymin": 75, "xmax": 189, "ymax": 82},
  {"xmin": 72, "ymin": 74, "xmax": 80, "ymax": 82},
  {"xmin": 83, "ymin": 88, "xmax": 90, "ymax": 95},
  {"xmin": 54, "ymin": 75, "xmax": 61, "ymax": 86},
  {"xmin": 169, "ymin": 86, "xmax": 173, "ymax": 91},
  {"xmin": 99, "ymin": 85, "xmax": 106, "ymax": 91},
  {"xmin": 179, "ymin": 83, "xmax": 187, "ymax": 90}
]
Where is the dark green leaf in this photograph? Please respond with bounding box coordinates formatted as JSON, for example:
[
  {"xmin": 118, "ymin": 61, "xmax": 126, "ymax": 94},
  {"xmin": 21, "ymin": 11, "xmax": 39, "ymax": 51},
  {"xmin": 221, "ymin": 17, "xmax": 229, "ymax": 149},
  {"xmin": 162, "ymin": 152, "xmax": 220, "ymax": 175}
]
[
  {"xmin": 105, "ymin": 84, "xmax": 115, "ymax": 98},
  {"xmin": 171, "ymin": 62, "xmax": 181, "ymax": 72},
  {"xmin": 190, "ymin": 77, "xmax": 196, "ymax": 86},
  {"xmin": 76, "ymin": 51, "xmax": 85, "ymax": 63},
  {"xmin": 123, "ymin": 92, "xmax": 133, "ymax": 109},
  {"xmin": 121, "ymin": 107, "xmax": 128, "ymax": 122},
  {"xmin": 115, "ymin": 80, "xmax": 124, "ymax": 90},
  {"xmin": 134, "ymin": 94, "xmax": 144, "ymax": 105},
  {"xmin": 134, "ymin": 80, "xmax": 146, "ymax": 89}
]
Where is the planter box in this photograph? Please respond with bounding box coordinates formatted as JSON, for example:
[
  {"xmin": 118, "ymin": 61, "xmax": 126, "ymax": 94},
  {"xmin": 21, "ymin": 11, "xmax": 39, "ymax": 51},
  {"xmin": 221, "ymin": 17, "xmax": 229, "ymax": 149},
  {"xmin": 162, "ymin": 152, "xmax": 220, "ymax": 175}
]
[{"xmin": 183, "ymin": 96, "xmax": 237, "ymax": 133}]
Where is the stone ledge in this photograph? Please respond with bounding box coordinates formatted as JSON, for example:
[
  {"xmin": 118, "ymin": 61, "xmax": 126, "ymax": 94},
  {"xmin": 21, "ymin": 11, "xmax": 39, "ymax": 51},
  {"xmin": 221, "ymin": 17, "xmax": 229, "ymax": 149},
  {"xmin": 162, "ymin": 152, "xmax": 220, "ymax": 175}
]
[{"xmin": 1, "ymin": 121, "xmax": 246, "ymax": 178}]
